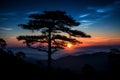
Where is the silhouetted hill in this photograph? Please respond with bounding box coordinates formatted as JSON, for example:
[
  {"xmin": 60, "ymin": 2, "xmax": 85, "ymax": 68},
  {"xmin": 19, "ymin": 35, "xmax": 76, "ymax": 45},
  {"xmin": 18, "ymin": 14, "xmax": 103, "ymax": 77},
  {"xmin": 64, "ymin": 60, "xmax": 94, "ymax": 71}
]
[
  {"xmin": 0, "ymin": 49, "xmax": 79, "ymax": 80},
  {"xmin": 0, "ymin": 49, "xmax": 48, "ymax": 79},
  {"xmin": 52, "ymin": 50, "xmax": 120, "ymax": 72},
  {"xmin": 1, "ymin": 48, "xmax": 120, "ymax": 80},
  {"xmin": 52, "ymin": 52, "xmax": 109, "ymax": 73}
]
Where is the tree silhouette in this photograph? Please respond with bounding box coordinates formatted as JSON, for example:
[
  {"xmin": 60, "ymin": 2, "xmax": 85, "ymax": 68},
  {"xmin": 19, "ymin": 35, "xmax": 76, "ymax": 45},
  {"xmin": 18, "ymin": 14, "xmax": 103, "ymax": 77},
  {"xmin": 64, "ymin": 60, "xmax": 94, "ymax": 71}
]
[
  {"xmin": 17, "ymin": 10, "xmax": 91, "ymax": 70},
  {"xmin": 0, "ymin": 38, "xmax": 7, "ymax": 49}
]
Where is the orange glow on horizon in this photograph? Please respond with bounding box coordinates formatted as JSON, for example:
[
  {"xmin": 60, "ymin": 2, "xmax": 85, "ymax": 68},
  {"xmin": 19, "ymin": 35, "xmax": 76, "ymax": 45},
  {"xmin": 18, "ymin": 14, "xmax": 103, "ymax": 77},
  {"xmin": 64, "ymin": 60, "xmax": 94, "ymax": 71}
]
[
  {"xmin": 6, "ymin": 37, "xmax": 25, "ymax": 47},
  {"xmin": 5, "ymin": 34, "xmax": 120, "ymax": 48},
  {"xmin": 65, "ymin": 43, "xmax": 78, "ymax": 51}
]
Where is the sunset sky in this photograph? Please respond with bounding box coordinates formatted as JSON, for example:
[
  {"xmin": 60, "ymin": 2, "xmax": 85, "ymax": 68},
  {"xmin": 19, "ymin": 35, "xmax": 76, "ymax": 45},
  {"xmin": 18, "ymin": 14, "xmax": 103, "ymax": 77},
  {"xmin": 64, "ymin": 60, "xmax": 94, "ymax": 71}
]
[{"xmin": 0, "ymin": 0, "xmax": 120, "ymax": 47}]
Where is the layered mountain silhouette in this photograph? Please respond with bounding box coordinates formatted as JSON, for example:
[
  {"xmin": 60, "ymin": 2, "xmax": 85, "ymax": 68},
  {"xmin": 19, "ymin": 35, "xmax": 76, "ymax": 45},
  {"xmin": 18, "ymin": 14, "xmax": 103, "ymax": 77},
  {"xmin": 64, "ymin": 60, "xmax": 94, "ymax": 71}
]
[{"xmin": 1, "ymin": 47, "xmax": 120, "ymax": 80}]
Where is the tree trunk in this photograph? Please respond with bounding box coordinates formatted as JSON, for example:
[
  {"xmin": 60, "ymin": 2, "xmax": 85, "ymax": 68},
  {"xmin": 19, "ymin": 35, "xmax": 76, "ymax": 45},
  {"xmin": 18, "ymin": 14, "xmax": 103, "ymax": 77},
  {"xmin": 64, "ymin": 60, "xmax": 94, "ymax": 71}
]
[{"xmin": 48, "ymin": 27, "xmax": 52, "ymax": 71}]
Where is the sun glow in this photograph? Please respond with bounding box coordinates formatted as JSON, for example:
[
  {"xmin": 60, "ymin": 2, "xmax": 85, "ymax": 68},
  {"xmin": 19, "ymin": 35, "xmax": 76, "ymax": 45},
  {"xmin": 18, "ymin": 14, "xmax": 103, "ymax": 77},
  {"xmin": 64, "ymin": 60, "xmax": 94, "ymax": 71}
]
[{"xmin": 67, "ymin": 43, "xmax": 72, "ymax": 48}]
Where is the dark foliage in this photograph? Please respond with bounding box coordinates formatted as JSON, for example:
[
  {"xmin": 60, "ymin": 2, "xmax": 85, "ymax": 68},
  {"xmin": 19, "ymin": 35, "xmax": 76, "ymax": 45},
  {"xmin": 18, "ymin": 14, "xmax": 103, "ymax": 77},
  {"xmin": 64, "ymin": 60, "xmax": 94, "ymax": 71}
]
[
  {"xmin": 0, "ymin": 49, "xmax": 78, "ymax": 80},
  {"xmin": 0, "ymin": 45, "xmax": 120, "ymax": 80},
  {"xmin": 17, "ymin": 10, "xmax": 91, "ymax": 53},
  {"xmin": 0, "ymin": 38, "xmax": 7, "ymax": 49},
  {"xmin": 17, "ymin": 10, "xmax": 91, "ymax": 70}
]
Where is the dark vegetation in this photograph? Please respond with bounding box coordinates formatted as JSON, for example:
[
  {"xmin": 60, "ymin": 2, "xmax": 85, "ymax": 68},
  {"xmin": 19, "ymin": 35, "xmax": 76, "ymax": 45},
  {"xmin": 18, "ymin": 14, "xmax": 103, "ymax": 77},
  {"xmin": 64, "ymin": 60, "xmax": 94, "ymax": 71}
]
[
  {"xmin": 0, "ymin": 9, "xmax": 119, "ymax": 80},
  {"xmin": 16, "ymin": 10, "xmax": 91, "ymax": 70},
  {"xmin": 0, "ymin": 38, "xmax": 120, "ymax": 80},
  {"xmin": 0, "ymin": 48, "xmax": 78, "ymax": 80}
]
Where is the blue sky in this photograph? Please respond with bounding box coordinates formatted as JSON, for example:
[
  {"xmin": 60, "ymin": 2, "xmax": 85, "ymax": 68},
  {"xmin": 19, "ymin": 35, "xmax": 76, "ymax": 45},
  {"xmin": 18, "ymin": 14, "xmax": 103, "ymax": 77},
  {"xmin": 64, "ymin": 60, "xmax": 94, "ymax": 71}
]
[{"xmin": 0, "ymin": 0, "xmax": 120, "ymax": 47}]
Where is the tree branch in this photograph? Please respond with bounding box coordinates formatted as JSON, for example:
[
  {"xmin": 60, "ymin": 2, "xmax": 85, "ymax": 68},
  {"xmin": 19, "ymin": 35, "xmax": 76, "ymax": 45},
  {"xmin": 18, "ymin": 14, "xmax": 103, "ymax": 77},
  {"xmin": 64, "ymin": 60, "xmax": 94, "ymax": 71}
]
[
  {"xmin": 52, "ymin": 35, "xmax": 82, "ymax": 44},
  {"xmin": 28, "ymin": 46, "xmax": 48, "ymax": 53}
]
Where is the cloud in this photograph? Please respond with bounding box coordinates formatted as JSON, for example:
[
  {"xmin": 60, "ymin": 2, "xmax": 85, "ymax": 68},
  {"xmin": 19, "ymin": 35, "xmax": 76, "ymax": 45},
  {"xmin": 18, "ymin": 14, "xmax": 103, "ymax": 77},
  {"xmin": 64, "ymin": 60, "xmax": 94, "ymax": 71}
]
[
  {"xmin": 81, "ymin": 20, "xmax": 93, "ymax": 27},
  {"xmin": 96, "ymin": 7, "xmax": 113, "ymax": 13},
  {"xmin": 79, "ymin": 14, "xmax": 90, "ymax": 18},
  {"xmin": 0, "ymin": 18, "xmax": 8, "ymax": 20},
  {"xmin": 0, "ymin": 12, "xmax": 17, "ymax": 21},
  {"xmin": 0, "ymin": 12, "xmax": 16, "ymax": 16},
  {"xmin": 96, "ymin": 9, "xmax": 107, "ymax": 13},
  {"xmin": 81, "ymin": 23, "xmax": 93, "ymax": 27},
  {"xmin": 83, "ymin": 26, "xmax": 88, "ymax": 28},
  {"xmin": 0, "ymin": 27, "xmax": 13, "ymax": 31},
  {"xmin": 97, "ymin": 14, "xmax": 110, "ymax": 21},
  {"xmin": 78, "ymin": 20, "xmax": 94, "ymax": 29},
  {"xmin": 79, "ymin": 4, "xmax": 115, "ymax": 23},
  {"xmin": 26, "ymin": 11, "xmax": 40, "ymax": 15},
  {"xmin": 87, "ymin": 6, "xmax": 113, "ymax": 13},
  {"xmin": 78, "ymin": 9, "xmax": 110, "ymax": 29},
  {"xmin": 90, "ymin": 0, "xmax": 120, "ymax": 14},
  {"xmin": 80, "ymin": 20, "xmax": 91, "ymax": 23}
]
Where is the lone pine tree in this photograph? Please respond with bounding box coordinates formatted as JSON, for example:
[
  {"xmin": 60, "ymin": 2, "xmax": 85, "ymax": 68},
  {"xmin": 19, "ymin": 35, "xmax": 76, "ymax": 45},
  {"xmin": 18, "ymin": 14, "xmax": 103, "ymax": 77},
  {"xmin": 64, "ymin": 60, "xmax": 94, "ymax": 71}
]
[{"xmin": 17, "ymin": 10, "xmax": 91, "ymax": 70}]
